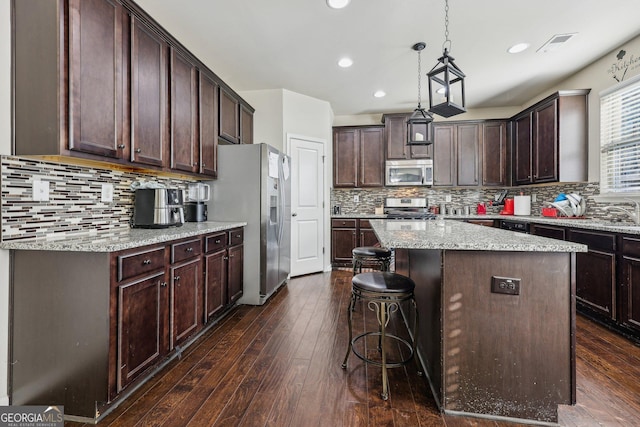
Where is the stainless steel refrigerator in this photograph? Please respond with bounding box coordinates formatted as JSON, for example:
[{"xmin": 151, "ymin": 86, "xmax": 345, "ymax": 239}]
[{"xmin": 209, "ymin": 143, "xmax": 291, "ymax": 305}]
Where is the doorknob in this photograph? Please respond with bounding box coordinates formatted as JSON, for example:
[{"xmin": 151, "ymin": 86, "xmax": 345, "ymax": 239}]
[{"xmin": 292, "ymin": 213, "xmax": 298, "ymax": 217}]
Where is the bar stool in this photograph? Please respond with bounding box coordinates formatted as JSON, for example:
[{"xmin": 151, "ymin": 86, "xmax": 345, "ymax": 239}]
[
  {"xmin": 352, "ymin": 246, "xmax": 392, "ymax": 275},
  {"xmin": 342, "ymin": 271, "xmax": 419, "ymax": 400}
]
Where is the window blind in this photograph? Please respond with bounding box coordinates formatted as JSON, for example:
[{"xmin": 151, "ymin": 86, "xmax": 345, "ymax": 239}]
[{"xmin": 601, "ymin": 73, "xmax": 640, "ymax": 194}]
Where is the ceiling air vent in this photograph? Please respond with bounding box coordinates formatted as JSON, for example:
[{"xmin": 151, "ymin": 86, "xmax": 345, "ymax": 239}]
[{"xmin": 537, "ymin": 33, "xmax": 577, "ymax": 53}]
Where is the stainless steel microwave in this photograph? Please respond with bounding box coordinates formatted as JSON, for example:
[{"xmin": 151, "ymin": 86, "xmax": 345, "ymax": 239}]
[{"xmin": 385, "ymin": 159, "xmax": 433, "ymax": 186}]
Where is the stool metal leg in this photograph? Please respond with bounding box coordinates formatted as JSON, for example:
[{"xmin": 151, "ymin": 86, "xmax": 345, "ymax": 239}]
[
  {"xmin": 342, "ymin": 292, "xmax": 356, "ymax": 369},
  {"xmin": 380, "ymin": 301, "xmax": 389, "ymax": 400}
]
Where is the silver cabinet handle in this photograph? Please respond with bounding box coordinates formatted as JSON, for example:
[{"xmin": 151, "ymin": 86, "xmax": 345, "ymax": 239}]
[
  {"xmin": 135, "ymin": 148, "xmax": 141, "ymax": 153},
  {"xmin": 292, "ymin": 213, "xmax": 298, "ymax": 217}
]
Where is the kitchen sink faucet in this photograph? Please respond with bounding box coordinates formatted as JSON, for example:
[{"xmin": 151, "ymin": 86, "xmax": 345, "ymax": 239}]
[{"xmin": 604, "ymin": 198, "xmax": 640, "ymax": 224}]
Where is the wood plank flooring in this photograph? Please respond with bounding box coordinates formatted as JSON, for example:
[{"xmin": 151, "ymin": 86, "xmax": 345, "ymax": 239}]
[{"xmin": 69, "ymin": 270, "xmax": 640, "ymax": 426}]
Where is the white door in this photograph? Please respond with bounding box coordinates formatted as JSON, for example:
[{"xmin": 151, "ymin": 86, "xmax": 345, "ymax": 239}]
[{"xmin": 289, "ymin": 136, "xmax": 325, "ymax": 277}]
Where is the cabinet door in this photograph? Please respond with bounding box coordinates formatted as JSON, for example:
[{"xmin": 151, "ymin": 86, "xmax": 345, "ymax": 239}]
[
  {"xmin": 68, "ymin": 0, "xmax": 125, "ymax": 159},
  {"xmin": 384, "ymin": 114, "xmax": 408, "ymax": 160},
  {"xmin": 482, "ymin": 121, "xmax": 508, "ymax": 186},
  {"xmin": 199, "ymin": 72, "xmax": 219, "ymax": 177},
  {"xmin": 204, "ymin": 249, "xmax": 227, "ymax": 321},
  {"xmin": 533, "ymin": 99, "xmax": 558, "ymax": 183},
  {"xmin": 118, "ymin": 271, "xmax": 167, "ymax": 391},
  {"xmin": 621, "ymin": 256, "xmax": 640, "ymax": 334},
  {"xmin": 360, "ymin": 228, "xmax": 380, "ymax": 247},
  {"xmin": 171, "ymin": 259, "xmax": 200, "ymax": 348},
  {"xmin": 575, "ymin": 250, "xmax": 616, "ymax": 319},
  {"xmin": 130, "ymin": 16, "xmax": 167, "ymax": 167},
  {"xmin": 514, "ymin": 113, "xmax": 533, "ymax": 185},
  {"xmin": 333, "ymin": 128, "xmax": 358, "ymax": 187},
  {"xmin": 456, "ymin": 123, "xmax": 481, "ymax": 186},
  {"xmin": 170, "ymin": 47, "xmax": 198, "ymax": 173},
  {"xmin": 240, "ymin": 104, "xmax": 254, "ymax": 145},
  {"xmin": 433, "ymin": 124, "xmax": 455, "ymax": 186},
  {"xmin": 359, "ymin": 127, "xmax": 384, "ymax": 187},
  {"xmin": 219, "ymin": 86, "xmax": 240, "ymax": 144},
  {"xmin": 530, "ymin": 224, "xmax": 566, "ymax": 240},
  {"xmin": 228, "ymin": 245, "xmax": 244, "ymax": 304},
  {"xmin": 332, "ymin": 227, "xmax": 358, "ymax": 263}
]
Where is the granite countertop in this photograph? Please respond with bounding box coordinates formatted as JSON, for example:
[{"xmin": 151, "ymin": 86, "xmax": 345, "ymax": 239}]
[
  {"xmin": 0, "ymin": 221, "xmax": 247, "ymax": 252},
  {"xmin": 369, "ymin": 219, "xmax": 587, "ymax": 252},
  {"xmin": 333, "ymin": 213, "xmax": 640, "ymax": 235}
]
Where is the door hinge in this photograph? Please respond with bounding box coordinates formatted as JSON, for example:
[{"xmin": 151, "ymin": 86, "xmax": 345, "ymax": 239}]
[
  {"xmin": 322, "ymin": 247, "xmax": 325, "ymax": 254},
  {"xmin": 322, "ymin": 155, "xmax": 325, "ymax": 163}
]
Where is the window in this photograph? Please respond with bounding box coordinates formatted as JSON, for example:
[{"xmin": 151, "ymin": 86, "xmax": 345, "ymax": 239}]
[{"xmin": 600, "ymin": 73, "xmax": 640, "ymax": 194}]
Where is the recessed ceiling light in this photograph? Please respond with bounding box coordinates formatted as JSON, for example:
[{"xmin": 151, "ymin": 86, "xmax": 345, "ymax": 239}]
[
  {"xmin": 338, "ymin": 57, "xmax": 353, "ymax": 68},
  {"xmin": 508, "ymin": 42, "xmax": 530, "ymax": 54},
  {"xmin": 373, "ymin": 90, "xmax": 386, "ymax": 98},
  {"xmin": 327, "ymin": 0, "xmax": 350, "ymax": 9}
]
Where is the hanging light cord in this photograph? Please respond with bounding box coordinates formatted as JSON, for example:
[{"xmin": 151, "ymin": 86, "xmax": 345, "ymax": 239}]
[
  {"xmin": 442, "ymin": 0, "xmax": 452, "ymax": 53},
  {"xmin": 417, "ymin": 48, "xmax": 422, "ymax": 108}
]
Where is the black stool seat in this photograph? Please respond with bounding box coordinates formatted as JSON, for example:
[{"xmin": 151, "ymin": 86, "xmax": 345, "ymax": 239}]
[
  {"xmin": 352, "ymin": 246, "xmax": 392, "ymax": 258},
  {"xmin": 352, "ymin": 272, "xmax": 415, "ymax": 294}
]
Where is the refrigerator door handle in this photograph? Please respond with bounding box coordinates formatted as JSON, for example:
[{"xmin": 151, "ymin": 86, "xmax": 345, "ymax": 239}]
[{"xmin": 277, "ymin": 156, "xmax": 285, "ymax": 245}]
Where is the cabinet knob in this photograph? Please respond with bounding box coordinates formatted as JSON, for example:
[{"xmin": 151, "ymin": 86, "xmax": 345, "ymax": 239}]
[
  {"xmin": 202, "ymin": 163, "xmax": 206, "ymax": 167},
  {"xmin": 175, "ymin": 275, "xmax": 181, "ymax": 281},
  {"xmin": 117, "ymin": 144, "xmax": 125, "ymax": 149},
  {"xmin": 135, "ymin": 148, "xmax": 142, "ymax": 153},
  {"xmin": 215, "ymin": 239, "xmax": 221, "ymax": 244},
  {"xmin": 143, "ymin": 259, "xmax": 151, "ymax": 265},
  {"xmin": 223, "ymin": 256, "xmax": 229, "ymax": 260},
  {"xmin": 160, "ymin": 282, "xmax": 167, "ymax": 287},
  {"xmin": 186, "ymin": 247, "xmax": 193, "ymax": 252},
  {"xmin": 230, "ymin": 254, "xmax": 234, "ymax": 258}
]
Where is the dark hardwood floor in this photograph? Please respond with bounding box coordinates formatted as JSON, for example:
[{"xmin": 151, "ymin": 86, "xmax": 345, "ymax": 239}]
[{"xmin": 69, "ymin": 270, "xmax": 640, "ymax": 426}]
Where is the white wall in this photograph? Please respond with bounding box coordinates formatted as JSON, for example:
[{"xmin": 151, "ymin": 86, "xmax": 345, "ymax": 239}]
[
  {"xmin": 240, "ymin": 88, "xmax": 335, "ymax": 271},
  {"xmin": 0, "ymin": 0, "xmax": 11, "ymax": 406}
]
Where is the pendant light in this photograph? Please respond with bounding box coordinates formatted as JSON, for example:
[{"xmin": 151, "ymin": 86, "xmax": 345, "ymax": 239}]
[
  {"xmin": 427, "ymin": 0, "xmax": 466, "ymax": 118},
  {"xmin": 407, "ymin": 42, "xmax": 433, "ymax": 146}
]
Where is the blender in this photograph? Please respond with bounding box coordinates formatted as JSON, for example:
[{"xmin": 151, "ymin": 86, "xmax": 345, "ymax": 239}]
[{"xmin": 184, "ymin": 182, "xmax": 210, "ymax": 222}]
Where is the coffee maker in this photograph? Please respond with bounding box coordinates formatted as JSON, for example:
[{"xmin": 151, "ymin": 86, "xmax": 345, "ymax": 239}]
[
  {"xmin": 131, "ymin": 188, "xmax": 185, "ymax": 228},
  {"xmin": 184, "ymin": 182, "xmax": 209, "ymax": 222}
]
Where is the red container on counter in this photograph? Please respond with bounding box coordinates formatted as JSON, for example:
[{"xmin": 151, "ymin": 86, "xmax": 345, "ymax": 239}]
[{"xmin": 477, "ymin": 203, "xmax": 486, "ymax": 215}]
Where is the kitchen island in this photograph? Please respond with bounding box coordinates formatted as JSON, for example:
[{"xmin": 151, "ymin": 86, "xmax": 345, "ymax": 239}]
[{"xmin": 369, "ymin": 219, "xmax": 587, "ymax": 425}]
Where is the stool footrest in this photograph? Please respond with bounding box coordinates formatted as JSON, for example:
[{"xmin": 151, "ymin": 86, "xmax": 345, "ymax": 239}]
[{"xmin": 350, "ymin": 331, "xmax": 414, "ymax": 368}]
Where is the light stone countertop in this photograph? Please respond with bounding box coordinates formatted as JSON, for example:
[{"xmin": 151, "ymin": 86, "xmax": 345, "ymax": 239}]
[
  {"xmin": 369, "ymin": 219, "xmax": 587, "ymax": 252},
  {"xmin": 333, "ymin": 213, "xmax": 640, "ymax": 235},
  {"xmin": 0, "ymin": 221, "xmax": 247, "ymax": 252}
]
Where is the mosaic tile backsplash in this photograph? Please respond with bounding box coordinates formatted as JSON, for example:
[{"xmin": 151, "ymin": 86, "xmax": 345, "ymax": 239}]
[
  {"xmin": 331, "ymin": 182, "xmax": 639, "ymax": 223},
  {"xmin": 1, "ymin": 156, "xmax": 196, "ymax": 241}
]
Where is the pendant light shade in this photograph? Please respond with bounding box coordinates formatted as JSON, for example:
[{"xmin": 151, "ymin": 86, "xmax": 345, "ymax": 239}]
[
  {"xmin": 407, "ymin": 42, "xmax": 433, "ymax": 146},
  {"xmin": 427, "ymin": 0, "xmax": 466, "ymax": 118},
  {"xmin": 427, "ymin": 49, "xmax": 466, "ymax": 117}
]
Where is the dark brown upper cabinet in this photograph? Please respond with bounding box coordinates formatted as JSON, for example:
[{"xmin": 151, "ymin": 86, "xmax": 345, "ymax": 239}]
[
  {"xmin": 170, "ymin": 47, "xmax": 198, "ymax": 173},
  {"xmin": 333, "ymin": 126, "xmax": 384, "ymax": 188},
  {"xmin": 130, "ymin": 15, "xmax": 168, "ymax": 167},
  {"xmin": 512, "ymin": 90, "xmax": 589, "ymax": 185},
  {"xmin": 219, "ymin": 86, "xmax": 240, "ymax": 144},
  {"xmin": 433, "ymin": 122, "xmax": 481, "ymax": 187},
  {"xmin": 383, "ymin": 113, "xmax": 432, "ymax": 160},
  {"xmin": 199, "ymin": 71, "xmax": 219, "ymax": 177},
  {"xmin": 13, "ymin": 0, "xmax": 253, "ymax": 178},
  {"xmin": 482, "ymin": 121, "xmax": 509, "ymax": 187}
]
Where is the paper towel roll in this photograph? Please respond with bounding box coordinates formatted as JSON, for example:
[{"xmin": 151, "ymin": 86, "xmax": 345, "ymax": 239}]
[{"xmin": 514, "ymin": 195, "xmax": 531, "ymax": 216}]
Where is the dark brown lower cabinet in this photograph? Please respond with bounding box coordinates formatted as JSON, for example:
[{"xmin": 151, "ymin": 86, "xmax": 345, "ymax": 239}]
[
  {"xmin": 228, "ymin": 244, "xmax": 244, "ymax": 304},
  {"xmin": 171, "ymin": 258, "xmax": 201, "ymax": 348},
  {"xmin": 203, "ymin": 228, "xmax": 244, "ymax": 320},
  {"xmin": 117, "ymin": 270, "xmax": 167, "ymax": 392},
  {"xmin": 204, "ymin": 248, "xmax": 227, "ymax": 320},
  {"xmin": 566, "ymin": 229, "xmax": 616, "ymax": 320},
  {"xmin": 621, "ymin": 237, "xmax": 640, "ymax": 336},
  {"xmin": 331, "ymin": 218, "xmax": 381, "ymax": 267}
]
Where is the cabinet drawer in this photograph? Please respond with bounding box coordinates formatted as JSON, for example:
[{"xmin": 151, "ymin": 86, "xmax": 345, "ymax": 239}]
[
  {"xmin": 532, "ymin": 224, "xmax": 565, "ymax": 240},
  {"xmin": 117, "ymin": 246, "xmax": 166, "ymax": 282},
  {"xmin": 205, "ymin": 232, "xmax": 228, "ymax": 253},
  {"xmin": 332, "ymin": 219, "xmax": 357, "ymax": 228},
  {"xmin": 567, "ymin": 229, "xmax": 615, "ymax": 252},
  {"xmin": 171, "ymin": 238, "xmax": 203, "ymax": 263},
  {"xmin": 229, "ymin": 228, "xmax": 244, "ymax": 246},
  {"xmin": 622, "ymin": 236, "xmax": 640, "ymax": 258}
]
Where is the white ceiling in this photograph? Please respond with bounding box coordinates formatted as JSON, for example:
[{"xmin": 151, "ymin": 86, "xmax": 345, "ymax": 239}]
[{"xmin": 136, "ymin": 0, "xmax": 640, "ymax": 116}]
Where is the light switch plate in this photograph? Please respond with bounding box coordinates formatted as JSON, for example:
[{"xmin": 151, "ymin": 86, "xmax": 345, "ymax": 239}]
[
  {"xmin": 32, "ymin": 180, "xmax": 50, "ymax": 201},
  {"xmin": 445, "ymin": 194, "xmax": 452, "ymax": 202},
  {"xmin": 101, "ymin": 183, "xmax": 114, "ymax": 203}
]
